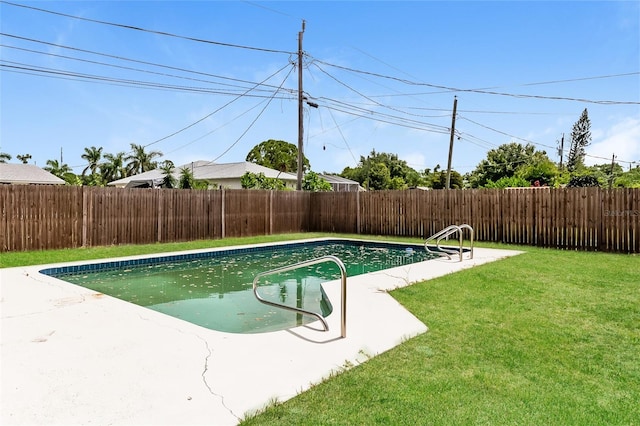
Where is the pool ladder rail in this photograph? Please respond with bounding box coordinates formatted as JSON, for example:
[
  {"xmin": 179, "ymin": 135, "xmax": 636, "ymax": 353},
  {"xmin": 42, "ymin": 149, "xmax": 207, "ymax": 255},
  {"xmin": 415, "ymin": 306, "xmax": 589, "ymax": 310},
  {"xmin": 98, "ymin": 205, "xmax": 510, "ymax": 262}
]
[
  {"xmin": 425, "ymin": 224, "xmax": 474, "ymax": 262},
  {"xmin": 252, "ymin": 255, "xmax": 347, "ymax": 338}
]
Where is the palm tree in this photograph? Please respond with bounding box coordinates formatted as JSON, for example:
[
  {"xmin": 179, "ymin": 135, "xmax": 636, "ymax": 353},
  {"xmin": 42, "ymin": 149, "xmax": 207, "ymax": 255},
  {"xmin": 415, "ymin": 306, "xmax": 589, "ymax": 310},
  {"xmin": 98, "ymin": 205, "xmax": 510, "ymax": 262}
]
[
  {"xmin": 0, "ymin": 152, "xmax": 11, "ymax": 163},
  {"xmin": 16, "ymin": 153, "xmax": 32, "ymax": 164},
  {"xmin": 44, "ymin": 159, "xmax": 72, "ymax": 180},
  {"xmin": 159, "ymin": 160, "xmax": 176, "ymax": 188},
  {"xmin": 101, "ymin": 152, "xmax": 127, "ymax": 182},
  {"xmin": 81, "ymin": 146, "xmax": 103, "ymax": 176},
  {"xmin": 126, "ymin": 143, "xmax": 162, "ymax": 175},
  {"xmin": 179, "ymin": 167, "xmax": 195, "ymax": 189}
]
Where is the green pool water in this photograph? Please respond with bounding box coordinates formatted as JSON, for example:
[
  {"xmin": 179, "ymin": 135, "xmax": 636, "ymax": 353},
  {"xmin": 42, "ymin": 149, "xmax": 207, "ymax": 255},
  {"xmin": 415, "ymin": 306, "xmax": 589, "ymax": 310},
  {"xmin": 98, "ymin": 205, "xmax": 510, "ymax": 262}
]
[{"xmin": 52, "ymin": 241, "xmax": 435, "ymax": 333}]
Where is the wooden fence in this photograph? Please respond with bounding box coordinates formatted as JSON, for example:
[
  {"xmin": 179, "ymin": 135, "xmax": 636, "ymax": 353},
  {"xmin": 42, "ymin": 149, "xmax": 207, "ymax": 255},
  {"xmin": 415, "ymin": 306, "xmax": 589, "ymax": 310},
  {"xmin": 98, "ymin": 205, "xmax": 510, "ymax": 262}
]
[
  {"xmin": 310, "ymin": 188, "xmax": 639, "ymax": 253},
  {"xmin": 1, "ymin": 185, "xmax": 638, "ymax": 253}
]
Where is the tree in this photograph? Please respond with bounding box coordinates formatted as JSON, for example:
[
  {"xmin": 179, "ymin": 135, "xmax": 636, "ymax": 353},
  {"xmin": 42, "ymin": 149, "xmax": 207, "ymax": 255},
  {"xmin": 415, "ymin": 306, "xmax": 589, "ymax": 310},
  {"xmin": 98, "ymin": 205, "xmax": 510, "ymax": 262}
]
[
  {"xmin": 430, "ymin": 170, "xmax": 464, "ymax": 189},
  {"xmin": 44, "ymin": 159, "xmax": 78, "ymax": 185},
  {"xmin": 467, "ymin": 143, "xmax": 550, "ymax": 188},
  {"xmin": 175, "ymin": 166, "xmax": 208, "ymax": 189},
  {"xmin": 16, "ymin": 153, "xmax": 32, "ymax": 164},
  {"xmin": 339, "ymin": 150, "xmax": 420, "ymax": 190},
  {"xmin": 178, "ymin": 167, "xmax": 195, "ymax": 189},
  {"xmin": 126, "ymin": 143, "xmax": 162, "ymax": 175},
  {"xmin": 159, "ymin": 160, "xmax": 176, "ymax": 189},
  {"xmin": 240, "ymin": 172, "xmax": 286, "ymax": 190},
  {"xmin": 44, "ymin": 159, "xmax": 71, "ymax": 178},
  {"xmin": 484, "ymin": 175, "xmax": 531, "ymax": 189},
  {"xmin": 302, "ymin": 171, "xmax": 333, "ymax": 192},
  {"xmin": 81, "ymin": 146, "xmax": 103, "ymax": 176},
  {"xmin": 567, "ymin": 175, "xmax": 600, "ymax": 188},
  {"xmin": 566, "ymin": 108, "xmax": 592, "ymax": 173},
  {"xmin": 0, "ymin": 152, "xmax": 11, "ymax": 163},
  {"xmin": 515, "ymin": 153, "xmax": 559, "ymax": 186},
  {"xmin": 614, "ymin": 166, "xmax": 640, "ymax": 188},
  {"xmin": 101, "ymin": 152, "xmax": 128, "ymax": 182},
  {"xmin": 246, "ymin": 139, "xmax": 309, "ymax": 173}
]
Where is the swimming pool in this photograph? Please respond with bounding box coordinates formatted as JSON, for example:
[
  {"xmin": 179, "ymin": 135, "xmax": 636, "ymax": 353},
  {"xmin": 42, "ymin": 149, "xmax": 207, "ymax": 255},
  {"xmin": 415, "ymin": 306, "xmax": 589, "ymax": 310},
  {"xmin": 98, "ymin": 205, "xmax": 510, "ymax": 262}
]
[{"xmin": 41, "ymin": 239, "xmax": 438, "ymax": 334}]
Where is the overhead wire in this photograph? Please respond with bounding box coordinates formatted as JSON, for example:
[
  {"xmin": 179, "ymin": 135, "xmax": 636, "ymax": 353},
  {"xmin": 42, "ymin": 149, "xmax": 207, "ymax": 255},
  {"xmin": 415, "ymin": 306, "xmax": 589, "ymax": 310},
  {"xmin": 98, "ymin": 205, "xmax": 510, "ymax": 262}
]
[
  {"xmin": 0, "ymin": 43, "xmax": 286, "ymax": 95},
  {"xmin": 326, "ymin": 107, "xmax": 358, "ymax": 165},
  {"xmin": 209, "ymin": 61, "xmax": 296, "ymax": 163},
  {"xmin": 313, "ymin": 59, "xmax": 640, "ymax": 105},
  {"xmin": 0, "ymin": 33, "xmax": 295, "ymax": 94},
  {"xmin": 145, "ymin": 62, "xmax": 293, "ymax": 150},
  {"xmin": 459, "ymin": 116, "xmax": 637, "ymax": 166},
  {"xmin": 1, "ymin": 1, "xmax": 294, "ymax": 55},
  {"xmin": 0, "ymin": 60, "xmax": 296, "ymax": 99},
  {"xmin": 162, "ymin": 98, "xmax": 270, "ymax": 156}
]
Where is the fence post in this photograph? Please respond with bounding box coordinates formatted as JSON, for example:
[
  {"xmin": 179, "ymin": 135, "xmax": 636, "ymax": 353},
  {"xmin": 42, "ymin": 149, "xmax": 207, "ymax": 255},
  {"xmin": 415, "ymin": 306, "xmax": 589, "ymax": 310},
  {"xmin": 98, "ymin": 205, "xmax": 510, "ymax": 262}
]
[
  {"xmin": 356, "ymin": 191, "xmax": 360, "ymax": 234},
  {"xmin": 221, "ymin": 189, "xmax": 226, "ymax": 238},
  {"xmin": 269, "ymin": 190, "xmax": 273, "ymax": 235},
  {"xmin": 82, "ymin": 187, "xmax": 88, "ymax": 247},
  {"xmin": 156, "ymin": 190, "xmax": 162, "ymax": 243}
]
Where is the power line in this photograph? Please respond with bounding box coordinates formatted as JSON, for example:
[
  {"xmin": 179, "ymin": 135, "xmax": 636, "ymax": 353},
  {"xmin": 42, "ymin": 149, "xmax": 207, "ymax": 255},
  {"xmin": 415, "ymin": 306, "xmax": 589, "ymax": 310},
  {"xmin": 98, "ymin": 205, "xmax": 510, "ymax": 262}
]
[
  {"xmin": 313, "ymin": 59, "xmax": 640, "ymax": 105},
  {"xmin": 211, "ymin": 63, "xmax": 296, "ymax": 162},
  {"xmin": 145, "ymin": 62, "xmax": 294, "ymax": 150},
  {"xmin": 326, "ymin": 107, "xmax": 358, "ymax": 165},
  {"xmin": 0, "ymin": 33, "xmax": 294, "ymax": 94},
  {"xmin": 0, "ymin": 43, "xmax": 283, "ymax": 94},
  {"xmin": 0, "ymin": 60, "xmax": 295, "ymax": 99},
  {"xmin": 162, "ymin": 99, "xmax": 270, "ymax": 156},
  {"xmin": 1, "ymin": 1, "xmax": 294, "ymax": 55},
  {"xmin": 459, "ymin": 116, "xmax": 637, "ymax": 165}
]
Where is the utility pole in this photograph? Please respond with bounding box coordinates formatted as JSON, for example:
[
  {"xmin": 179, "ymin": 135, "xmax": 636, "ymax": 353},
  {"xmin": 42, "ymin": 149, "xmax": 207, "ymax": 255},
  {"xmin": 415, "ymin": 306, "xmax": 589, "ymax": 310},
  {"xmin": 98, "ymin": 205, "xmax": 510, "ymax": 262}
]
[
  {"xmin": 445, "ymin": 96, "xmax": 458, "ymax": 190},
  {"xmin": 609, "ymin": 153, "xmax": 616, "ymax": 189},
  {"xmin": 296, "ymin": 20, "xmax": 306, "ymax": 191},
  {"xmin": 557, "ymin": 133, "xmax": 564, "ymax": 170}
]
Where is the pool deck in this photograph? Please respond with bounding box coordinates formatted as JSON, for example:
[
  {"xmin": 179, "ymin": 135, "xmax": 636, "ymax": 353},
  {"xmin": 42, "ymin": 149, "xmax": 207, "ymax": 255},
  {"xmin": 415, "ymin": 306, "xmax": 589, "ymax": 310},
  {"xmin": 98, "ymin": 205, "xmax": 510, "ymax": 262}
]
[{"xmin": 1, "ymin": 239, "xmax": 522, "ymax": 425}]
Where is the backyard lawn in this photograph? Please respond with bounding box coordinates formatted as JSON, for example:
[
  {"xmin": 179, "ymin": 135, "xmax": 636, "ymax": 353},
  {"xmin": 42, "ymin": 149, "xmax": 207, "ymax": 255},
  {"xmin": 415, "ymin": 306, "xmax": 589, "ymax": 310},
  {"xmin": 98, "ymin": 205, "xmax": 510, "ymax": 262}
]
[
  {"xmin": 240, "ymin": 241, "xmax": 639, "ymax": 424},
  {"xmin": 2, "ymin": 234, "xmax": 638, "ymax": 425}
]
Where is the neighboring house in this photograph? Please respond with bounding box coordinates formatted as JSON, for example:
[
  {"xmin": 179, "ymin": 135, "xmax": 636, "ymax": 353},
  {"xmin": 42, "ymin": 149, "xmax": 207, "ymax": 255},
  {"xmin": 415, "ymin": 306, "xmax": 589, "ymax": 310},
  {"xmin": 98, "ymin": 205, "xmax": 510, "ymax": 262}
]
[
  {"xmin": 318, "ymin": 174, "xmax": 364, "ymax": 192},
  {"xmin": 108, "ymin": 161, "xmax": 298, "ymax": 189},
  {"xmin": 0, "ymin": 163, "xmax": 65, "ymax": 185}
]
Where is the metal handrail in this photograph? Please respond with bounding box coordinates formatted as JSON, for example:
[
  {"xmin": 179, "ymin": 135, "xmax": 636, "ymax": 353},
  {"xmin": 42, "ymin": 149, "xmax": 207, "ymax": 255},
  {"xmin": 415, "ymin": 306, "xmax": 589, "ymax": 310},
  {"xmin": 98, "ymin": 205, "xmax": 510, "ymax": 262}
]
[
  {"xmin": 425, "ymin": 224, "xmax": 474, "ymax": 262},
  {"xmin": 425, "ymin": 225, "xmax": 460, "ymax": 260},
  {"xmin": 252, "ymin": 255, "xmax": 347, "ymax": 338}
]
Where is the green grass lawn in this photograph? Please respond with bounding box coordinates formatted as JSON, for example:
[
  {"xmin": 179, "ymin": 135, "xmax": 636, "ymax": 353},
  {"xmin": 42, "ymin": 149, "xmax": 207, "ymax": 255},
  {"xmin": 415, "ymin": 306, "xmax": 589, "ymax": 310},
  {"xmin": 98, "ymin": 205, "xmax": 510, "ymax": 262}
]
[
  {"xmin": 241, "ymin": 246, "xmax": 639, "ymax": 425},
  {"xmin": 3, "ymin": 235, "xmax": 638, "ymax": 425}
]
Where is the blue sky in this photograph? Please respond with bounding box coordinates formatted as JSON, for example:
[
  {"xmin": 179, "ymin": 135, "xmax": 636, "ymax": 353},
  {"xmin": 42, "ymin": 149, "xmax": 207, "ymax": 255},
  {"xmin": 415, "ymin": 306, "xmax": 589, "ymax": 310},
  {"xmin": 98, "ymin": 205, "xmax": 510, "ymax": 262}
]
[{"xmin": 1, "ymin": 1, "xmax": 639, "ymax": 176}]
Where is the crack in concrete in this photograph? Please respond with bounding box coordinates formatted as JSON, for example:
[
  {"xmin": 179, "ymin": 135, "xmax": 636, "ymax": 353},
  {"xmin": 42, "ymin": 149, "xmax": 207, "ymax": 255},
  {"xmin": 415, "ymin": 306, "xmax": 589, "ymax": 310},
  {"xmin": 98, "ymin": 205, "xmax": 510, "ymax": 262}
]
[
  {"xmin": 133, "ymin": 312, "xmax": 242, "ymax": 422},
  {"xmin": 196, "ymin": 335, "xmax": 241, "ymax": 422}
]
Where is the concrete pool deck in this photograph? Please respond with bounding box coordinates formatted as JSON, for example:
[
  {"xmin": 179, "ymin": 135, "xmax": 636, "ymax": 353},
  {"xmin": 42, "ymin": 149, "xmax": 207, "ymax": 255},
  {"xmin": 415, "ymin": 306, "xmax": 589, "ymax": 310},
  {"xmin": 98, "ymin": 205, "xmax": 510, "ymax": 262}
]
[{"xmin": 1, "ymin": 240, "xmax": 522, "ymax": 425}]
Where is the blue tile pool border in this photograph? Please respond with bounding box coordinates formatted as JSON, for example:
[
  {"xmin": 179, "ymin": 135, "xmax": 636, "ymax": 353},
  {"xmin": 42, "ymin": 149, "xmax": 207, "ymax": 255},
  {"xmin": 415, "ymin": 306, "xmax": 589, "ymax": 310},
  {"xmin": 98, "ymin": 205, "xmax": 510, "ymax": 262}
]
[{"xmin": 40, "ymin": 239, "xmax": 449, "ymax": 278}]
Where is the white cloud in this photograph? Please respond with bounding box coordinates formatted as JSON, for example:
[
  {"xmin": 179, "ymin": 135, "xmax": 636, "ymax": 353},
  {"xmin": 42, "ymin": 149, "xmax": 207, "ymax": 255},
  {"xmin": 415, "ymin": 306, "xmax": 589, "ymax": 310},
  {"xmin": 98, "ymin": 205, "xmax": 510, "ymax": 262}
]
[{"xmin": 586, "ymin": 116, "xmax": 640, "ymax": 166}]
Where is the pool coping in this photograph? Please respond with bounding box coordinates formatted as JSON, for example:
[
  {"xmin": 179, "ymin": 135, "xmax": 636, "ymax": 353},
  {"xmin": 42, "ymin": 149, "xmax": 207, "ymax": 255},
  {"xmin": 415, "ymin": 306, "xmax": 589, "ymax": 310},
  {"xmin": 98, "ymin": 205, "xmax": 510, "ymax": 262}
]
[{"xmin": 1, "ymin": 238, "xmax": 523, "ymax": 425}]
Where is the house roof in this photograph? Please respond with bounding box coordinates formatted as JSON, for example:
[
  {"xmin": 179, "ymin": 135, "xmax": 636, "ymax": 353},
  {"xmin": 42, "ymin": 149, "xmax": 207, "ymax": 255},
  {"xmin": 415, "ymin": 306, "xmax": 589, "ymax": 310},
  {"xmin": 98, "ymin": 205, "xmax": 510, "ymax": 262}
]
[
  {"xmin": 0, "ymin": 163, "xmax": 65, "ymax": 185},
  {"xmin": 319, "ymin": 174, "xmax": 365, "ymax": 191},
  {"xmin": 107, "ymin": 161, "xmax": 297, "ymax": 186},
  {"xmin": 319, "ymin": 174, "xmax": 359, "ymax": 185}
]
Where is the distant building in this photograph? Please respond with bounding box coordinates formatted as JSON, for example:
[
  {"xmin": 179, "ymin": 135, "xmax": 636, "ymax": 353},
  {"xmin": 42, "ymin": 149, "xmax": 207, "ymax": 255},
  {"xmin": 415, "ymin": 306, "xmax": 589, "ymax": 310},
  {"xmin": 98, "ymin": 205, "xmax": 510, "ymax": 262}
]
[
  {"xmin": 108, "ymin": 161, "xmax": 297, "ymax": 189},
  {"xmin": 0, "ymin": 164, "xmax": 65, "ymax": 185},
  {"xmin": 318, "ymin": 174, "xmax": 364, "ymax": 192}
]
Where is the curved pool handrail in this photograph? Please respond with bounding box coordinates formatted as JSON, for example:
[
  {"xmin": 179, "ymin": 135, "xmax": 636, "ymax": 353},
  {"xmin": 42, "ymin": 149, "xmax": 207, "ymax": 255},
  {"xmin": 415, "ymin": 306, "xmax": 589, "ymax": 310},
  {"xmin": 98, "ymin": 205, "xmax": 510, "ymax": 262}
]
[
  {"xmin": 458, "ymin": 223, "xmax": 474, "ymax": 259},
  {"xmin": 424, "ymin": 225, "xmax": 461, "ymax": 260},
  {"xmin": 425, "ymin": 224, "xmax": 474, "ymax": 262},
  {"xmin": 252, "ymin": 255, "xmax": 348, "ymax": 338}
]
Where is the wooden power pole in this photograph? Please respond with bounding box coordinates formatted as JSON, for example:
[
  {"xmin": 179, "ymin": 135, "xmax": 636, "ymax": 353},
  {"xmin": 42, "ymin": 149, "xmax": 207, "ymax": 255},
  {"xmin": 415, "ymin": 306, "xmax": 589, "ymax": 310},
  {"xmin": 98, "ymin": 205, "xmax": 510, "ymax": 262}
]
[
  {"xmin": 558, "ymin": 133, "xmax": 564, "ymax": 170},
  {"xmin": 445, "ymin": 96, "xmax": 458, "ymax": 190},
  {"xmin": 297, "ymin": 20, "xmax": 306, "ymax": 190}
]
